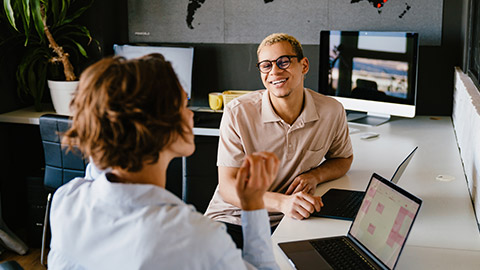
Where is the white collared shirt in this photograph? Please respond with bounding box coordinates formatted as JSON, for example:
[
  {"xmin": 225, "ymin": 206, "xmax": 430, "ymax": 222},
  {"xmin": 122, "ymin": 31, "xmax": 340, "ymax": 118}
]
[{"xmin": 48, "ymin": 173, "xmax": 278, "ymax": 270}]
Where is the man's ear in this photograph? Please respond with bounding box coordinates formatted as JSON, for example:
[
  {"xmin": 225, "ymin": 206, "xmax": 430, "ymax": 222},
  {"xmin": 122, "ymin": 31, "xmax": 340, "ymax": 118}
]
[{"xmin": 301, "ymin": 57, "xmax": 309, "ymax": 75}]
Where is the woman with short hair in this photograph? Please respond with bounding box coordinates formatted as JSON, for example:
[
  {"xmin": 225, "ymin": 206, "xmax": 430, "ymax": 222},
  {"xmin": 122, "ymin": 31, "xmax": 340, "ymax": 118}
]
[{"xmin": 47, "ymin": 54, "xmax": 280, "ymax": 270}]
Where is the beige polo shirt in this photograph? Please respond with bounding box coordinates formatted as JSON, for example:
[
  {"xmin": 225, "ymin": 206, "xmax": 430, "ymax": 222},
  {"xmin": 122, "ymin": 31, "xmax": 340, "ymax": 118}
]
[{"xmin": 204, "ymin": 88, "xmax": 353, "ymax": 226}]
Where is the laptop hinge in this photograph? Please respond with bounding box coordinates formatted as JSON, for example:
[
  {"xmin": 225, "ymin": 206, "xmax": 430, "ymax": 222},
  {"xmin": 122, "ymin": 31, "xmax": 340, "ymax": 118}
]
[{"xmin": 347, "ymin": 235, "xmax": 389, "ymax": 270}]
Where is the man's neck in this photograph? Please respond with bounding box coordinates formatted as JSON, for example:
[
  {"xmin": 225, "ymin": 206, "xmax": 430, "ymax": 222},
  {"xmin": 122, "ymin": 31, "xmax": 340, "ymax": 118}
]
[{"xmin": 269, "ymin": 88, "xmax": 305, "ymax": 125}]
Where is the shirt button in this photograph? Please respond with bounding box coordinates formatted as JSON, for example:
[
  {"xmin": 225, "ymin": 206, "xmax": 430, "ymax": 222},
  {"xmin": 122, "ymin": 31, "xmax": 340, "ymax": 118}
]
[{"xmin": 289, "ymin": 144, "xmax": 292, "ymax": 148}]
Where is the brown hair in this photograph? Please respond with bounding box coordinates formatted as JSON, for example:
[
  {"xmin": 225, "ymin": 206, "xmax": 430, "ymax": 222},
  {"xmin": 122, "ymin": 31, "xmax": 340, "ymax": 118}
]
[
  {"xmin": 257, "ymin": 33, "xmax": 304, "ymax": 59},
  {"xmin": 62, "ymin": 53, "xmax": 185, "ymax": 172}
]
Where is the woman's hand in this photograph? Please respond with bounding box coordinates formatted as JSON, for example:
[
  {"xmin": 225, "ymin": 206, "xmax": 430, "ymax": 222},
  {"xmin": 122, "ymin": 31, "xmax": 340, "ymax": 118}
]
[{"xmin": 236, "ymin": 152, "xmax": 279, "ymax": 211}]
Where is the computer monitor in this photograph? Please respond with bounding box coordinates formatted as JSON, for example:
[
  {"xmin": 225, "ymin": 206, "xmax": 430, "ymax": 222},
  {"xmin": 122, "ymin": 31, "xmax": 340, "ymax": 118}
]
[
  {"xmin": 319, "ymin": 31, "xmax": 419, "ymax": 126},
  {"xmin": 113, "ymin": 44, "xmax": 194, "ymax": 99}
]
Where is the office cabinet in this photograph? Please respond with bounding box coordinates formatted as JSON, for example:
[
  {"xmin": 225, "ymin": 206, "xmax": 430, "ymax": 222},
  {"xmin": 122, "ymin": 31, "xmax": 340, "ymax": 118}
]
[{"xmin": 183, "ymin": 136, "xmax": 219, "ymax": 213}]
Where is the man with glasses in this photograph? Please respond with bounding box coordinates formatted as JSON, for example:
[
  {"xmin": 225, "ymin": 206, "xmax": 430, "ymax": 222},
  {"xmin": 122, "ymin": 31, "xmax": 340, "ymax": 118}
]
[{"xmin": 205, "ymin": 33, "xmax": 353, "ymax": 248}]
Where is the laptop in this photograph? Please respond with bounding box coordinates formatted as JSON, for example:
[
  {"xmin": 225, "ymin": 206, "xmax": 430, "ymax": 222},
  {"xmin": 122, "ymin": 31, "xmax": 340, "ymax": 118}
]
[
  {"xmin": 311, "ymin": 146, "xmax": 418, "ymax": 221},
  {"xmin": 279, "ymin": 173, "xmax": 422, "ymax": 270}
]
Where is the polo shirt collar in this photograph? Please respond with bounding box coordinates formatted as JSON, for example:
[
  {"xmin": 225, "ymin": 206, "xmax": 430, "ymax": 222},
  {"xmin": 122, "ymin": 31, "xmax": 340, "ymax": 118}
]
[
  {"xmin": 261, "ymin": 88, "xmax": 320, "ymax": 124},
  {"xmin": 300, "ymin": 88, "xmax": 320, "ymax": 123},
  {"xmin": 261, "ymin": 90, "xmax": 280, "ymax": 123}
]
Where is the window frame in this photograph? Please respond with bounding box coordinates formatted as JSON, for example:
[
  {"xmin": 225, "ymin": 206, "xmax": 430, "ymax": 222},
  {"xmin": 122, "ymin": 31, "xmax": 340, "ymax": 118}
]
[{"xmin": 466, "ymin": 0, "xmax": 480, "ymax": 89}]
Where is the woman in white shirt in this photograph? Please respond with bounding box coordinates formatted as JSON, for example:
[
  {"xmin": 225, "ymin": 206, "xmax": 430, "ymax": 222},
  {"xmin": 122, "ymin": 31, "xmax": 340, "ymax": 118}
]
[{"xmin": 47, "ymin": 53, "xmax": 280, "ymax": 270}]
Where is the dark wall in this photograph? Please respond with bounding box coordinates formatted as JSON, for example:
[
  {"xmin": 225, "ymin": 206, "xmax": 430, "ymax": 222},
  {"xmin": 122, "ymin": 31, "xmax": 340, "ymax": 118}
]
[
  {"xmin": 461, "ymin": 0, "xmax": 471, "ymax": 71},
  {"xmin": 78, "ymin": 0, "xmax": 129, "ymax": 71},
  {"xmin": 0, "ymin": 123, "xmax": 44, "ymax": 243},
  {"xmin": 414, "ymin": 0, "xmax": 467, "ymax": 115}
]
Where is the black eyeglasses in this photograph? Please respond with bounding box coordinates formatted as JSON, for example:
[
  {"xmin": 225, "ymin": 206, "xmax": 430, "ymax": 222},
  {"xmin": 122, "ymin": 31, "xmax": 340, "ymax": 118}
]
[{"xmin": 256, "ymin": 55, "xmax": 299, "ymax": 73}]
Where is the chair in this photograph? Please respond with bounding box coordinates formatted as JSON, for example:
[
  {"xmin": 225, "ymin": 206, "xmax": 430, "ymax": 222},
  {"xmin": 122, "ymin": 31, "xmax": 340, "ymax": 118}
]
[{"xmin": 38, "ymin": 114, "xmax": 87, "ymax": 266}]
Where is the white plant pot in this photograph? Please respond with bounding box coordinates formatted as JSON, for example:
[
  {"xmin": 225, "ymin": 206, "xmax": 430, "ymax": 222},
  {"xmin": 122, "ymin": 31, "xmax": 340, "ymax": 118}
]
[{"xmin": 48, "ymin": 80, "xmax": 79, "ymax": 116}]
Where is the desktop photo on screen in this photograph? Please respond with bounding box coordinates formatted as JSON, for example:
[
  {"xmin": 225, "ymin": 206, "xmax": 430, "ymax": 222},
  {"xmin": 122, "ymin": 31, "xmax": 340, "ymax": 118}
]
[{"xmin": 319, "ymin": 31, "xmax": 419, "ymax": 125}]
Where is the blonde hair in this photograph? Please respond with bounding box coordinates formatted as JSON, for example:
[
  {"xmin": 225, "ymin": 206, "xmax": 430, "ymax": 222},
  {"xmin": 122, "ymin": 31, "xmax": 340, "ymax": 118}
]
[{"xmin": 257, "ymin": 33, "xmax": 304, "ymax": 59}]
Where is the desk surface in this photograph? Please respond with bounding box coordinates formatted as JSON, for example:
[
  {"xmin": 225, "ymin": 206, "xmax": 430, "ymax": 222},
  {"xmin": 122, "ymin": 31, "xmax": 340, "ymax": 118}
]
[
  {"xmin": 0, "ymin": 106, "xmax": 221, "ymax": 136},
  {"xmin": 0, "ymin": 106, "xmax": 56, "ymax": 125},
  {"xmin": 272, "ymin": 116, "xmax": 480, "ymax": 269},
  {"xmin": 3, "ymin": 109, "xmax": 478, "ymax": 268}
]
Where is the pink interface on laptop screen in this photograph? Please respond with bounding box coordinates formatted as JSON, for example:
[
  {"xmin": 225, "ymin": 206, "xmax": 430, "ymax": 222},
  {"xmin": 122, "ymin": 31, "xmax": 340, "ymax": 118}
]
[{"xmin": 350, "ymin": 176, "xmax": 419, "ymax": 269}]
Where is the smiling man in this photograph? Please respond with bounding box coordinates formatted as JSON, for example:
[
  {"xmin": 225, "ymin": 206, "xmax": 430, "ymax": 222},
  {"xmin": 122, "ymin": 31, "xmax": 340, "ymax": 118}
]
[{"xmin": 205, "ymin": 33, "xmax": 354, "ymax": 248}]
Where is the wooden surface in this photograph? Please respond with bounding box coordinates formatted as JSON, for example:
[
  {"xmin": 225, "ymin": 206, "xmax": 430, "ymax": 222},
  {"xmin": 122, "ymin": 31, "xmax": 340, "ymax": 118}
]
[{"xmin": 0, "ymin": 248, "xmax": 46, "ymax": 270}]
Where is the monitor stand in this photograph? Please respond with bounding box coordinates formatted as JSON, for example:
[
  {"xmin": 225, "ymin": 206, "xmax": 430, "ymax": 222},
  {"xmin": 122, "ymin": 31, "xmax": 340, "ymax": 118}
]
[{"xmin": 347, "ymin": 111, "xmax": 391, "ymax": 126}]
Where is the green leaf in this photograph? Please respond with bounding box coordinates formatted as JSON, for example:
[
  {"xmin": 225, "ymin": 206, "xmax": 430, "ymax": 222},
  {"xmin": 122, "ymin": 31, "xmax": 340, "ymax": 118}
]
[
  {"xmin": 16, "ymin": 47, "xmax": 50, "ymax": 99},
  {"xmin": 21, "ymin": 0, "xmax": 32, "ymax": 45},
  {"xmin": 3, "ymin": 0, "xmax": 18, "ymax": 31},
  {"xmin": 51, "ymin": 0, "xmax": 60, "ymax": 23},
  {"xmin": 30, "ymin": 0, "xmax": 45, "ymax": 42},
  {"xmin": 62, "ymin": 0, "xmax": 93, "ymax": 25},
  {"xmin": 22, "ymin": 0, "xmax": 31, "ymax": 28},
  {"xmin": 70, "ymin": 39, "xmax": 87, "ymax": 58},
  {"xmin": 58, "ymin": 0, "xmax": 69, "ymax": 25},
  {"xmin": 27, "ymin": 63, "xmax": 38, "ymax": 99},
  {"xmin": 36, "ymin": 60, "xmax": 47, "ymax": 101}
]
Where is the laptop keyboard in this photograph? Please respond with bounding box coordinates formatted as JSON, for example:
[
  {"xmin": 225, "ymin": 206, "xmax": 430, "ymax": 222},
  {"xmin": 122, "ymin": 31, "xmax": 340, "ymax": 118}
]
[
  {"xmin": 310, "ymin": 238, "xmax": 376, "ymax": 270},
  {"xmin": 335, "ymin": 192, "xmax": 364, "ymax": 218}
]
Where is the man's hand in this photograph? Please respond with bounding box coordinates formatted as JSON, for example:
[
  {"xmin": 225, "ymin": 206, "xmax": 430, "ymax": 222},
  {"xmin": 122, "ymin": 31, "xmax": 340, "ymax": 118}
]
[
  {"xmin": 280, "ymin": 192, "xmax": 323, "ymax": 220},
  {"xmin": 285, "ymin": 172, "xmax": 318, "ymax": 195},
  {"xmin": 236, "ymin": 152, "xmax": 279, "ymax": 211}
]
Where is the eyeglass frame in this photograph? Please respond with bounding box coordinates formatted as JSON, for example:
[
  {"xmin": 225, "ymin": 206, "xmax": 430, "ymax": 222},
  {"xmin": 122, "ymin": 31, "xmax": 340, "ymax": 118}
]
[{"xmin": 256, "ymin": 55, "xmax": 300, "ymax": 73}]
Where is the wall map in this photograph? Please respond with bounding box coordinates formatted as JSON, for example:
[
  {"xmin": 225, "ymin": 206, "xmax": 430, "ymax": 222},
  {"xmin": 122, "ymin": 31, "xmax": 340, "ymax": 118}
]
[{"xmin": 129, "ymin": 0, "xmax": 442, "ymax": 45}]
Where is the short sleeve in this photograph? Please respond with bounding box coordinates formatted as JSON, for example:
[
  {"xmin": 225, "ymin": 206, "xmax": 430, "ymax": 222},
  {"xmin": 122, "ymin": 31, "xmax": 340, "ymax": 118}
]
[
  {"xmin": 217, "ymin": 104, "xmax": 246, "ymax": 168},
  {"xmin": 325, "ymin": 104, "xmax": 353, "ymax": 159}
]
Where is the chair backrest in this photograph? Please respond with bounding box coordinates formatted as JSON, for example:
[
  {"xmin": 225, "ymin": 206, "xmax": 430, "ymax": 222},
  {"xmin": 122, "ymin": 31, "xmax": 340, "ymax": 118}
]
[{"xmin": 39, "ymin": 114, "xmax": 87, "ymax": 192}]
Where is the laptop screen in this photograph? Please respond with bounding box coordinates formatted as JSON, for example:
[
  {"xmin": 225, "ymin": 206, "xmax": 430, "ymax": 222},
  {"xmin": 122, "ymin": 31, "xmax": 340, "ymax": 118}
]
[
  {"xmin": 391, "ymin": 146, "xmax": 417, "ymax": 184},
  {"xmin": 349, "ymin": 174, "xmax": 421, "ymax": 269}
]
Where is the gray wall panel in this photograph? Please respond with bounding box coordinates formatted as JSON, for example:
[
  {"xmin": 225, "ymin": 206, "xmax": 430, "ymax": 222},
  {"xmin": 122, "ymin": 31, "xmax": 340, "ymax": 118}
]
[
  {"xmin": 224, "ymin": 0, "xmax": 328, "ymax": 44},
  {"xmin": 329, "ymin": 0, "xmax": 443, "ymax": 46},
  {"xmin": 128, "ymin": 0, "xmax": 442, "ymax": 45},
  {"xmin": 128, "ymin": 0, "xmax": 225, "ymax": 43}
]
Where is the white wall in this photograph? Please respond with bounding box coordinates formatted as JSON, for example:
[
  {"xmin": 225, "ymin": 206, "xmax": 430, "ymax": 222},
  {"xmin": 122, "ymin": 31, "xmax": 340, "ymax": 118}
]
[{"xmin": 453, "ymin": 67, "xmax": 480, "ymax": 225}]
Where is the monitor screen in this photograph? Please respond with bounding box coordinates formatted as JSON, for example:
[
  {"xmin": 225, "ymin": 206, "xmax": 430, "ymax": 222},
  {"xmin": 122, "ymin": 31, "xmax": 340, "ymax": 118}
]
[
  {"xmin": 114, "ymin": 44, "xmax": 194, "ymax": 99},
  {"xmin": 319, "ymin": 31, "xmax": 419, "ymax": 125}
]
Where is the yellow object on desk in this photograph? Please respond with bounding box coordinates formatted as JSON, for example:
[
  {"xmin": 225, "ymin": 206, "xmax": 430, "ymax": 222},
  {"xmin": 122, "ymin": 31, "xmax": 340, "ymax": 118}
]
[
  {"xmin": 222, "ymin": 90, "xmax": 252, "ymax": 105},
  {"xmin": 208, "ymin": 92, "xmax": 223, "ymax": 110}
]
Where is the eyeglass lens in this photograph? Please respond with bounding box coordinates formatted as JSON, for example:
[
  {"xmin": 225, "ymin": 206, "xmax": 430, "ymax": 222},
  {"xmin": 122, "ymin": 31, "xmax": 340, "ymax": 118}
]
[{"xmin": 258, "ymin": 56, "xmax": 293, "ymax": 73}]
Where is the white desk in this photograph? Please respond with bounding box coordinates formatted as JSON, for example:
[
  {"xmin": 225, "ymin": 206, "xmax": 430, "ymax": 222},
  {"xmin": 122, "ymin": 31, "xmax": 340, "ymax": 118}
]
[
  {"xmin": 272, "ymin": 116, "xmax": 480, "ymax": 269},
  {"xmin": 0, "ymin": 106, "xmax": 55, "ymax": 125},
  {"xmin": 0, "ymin": 106, "xmax": 221, "ymax": 137}
]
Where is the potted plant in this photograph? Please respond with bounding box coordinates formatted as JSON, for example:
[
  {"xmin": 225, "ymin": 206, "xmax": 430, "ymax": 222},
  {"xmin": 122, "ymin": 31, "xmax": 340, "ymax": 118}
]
[{"xmin": 2, "ymin": 0, "xmax": 97, "ymax": 113}]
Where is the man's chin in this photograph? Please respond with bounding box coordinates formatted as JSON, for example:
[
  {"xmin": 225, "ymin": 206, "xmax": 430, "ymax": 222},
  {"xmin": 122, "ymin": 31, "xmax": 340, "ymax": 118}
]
[{"xmin": 268, "ymin": 88, "xmax": 292, "ymax": 98}]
